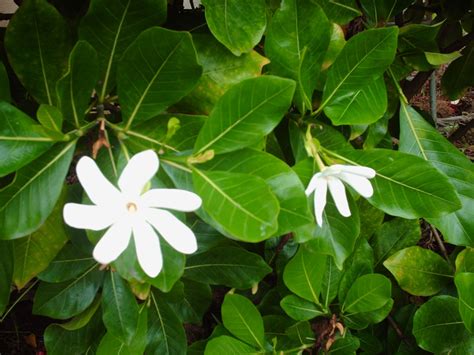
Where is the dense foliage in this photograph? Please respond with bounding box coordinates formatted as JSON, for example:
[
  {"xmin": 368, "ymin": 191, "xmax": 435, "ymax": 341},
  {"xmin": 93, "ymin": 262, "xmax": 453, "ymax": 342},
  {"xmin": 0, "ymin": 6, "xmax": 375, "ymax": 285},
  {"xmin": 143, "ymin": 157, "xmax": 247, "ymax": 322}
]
[{"xmin": 0, "ymin": 0, "xmax": 473, "ymax": 353}]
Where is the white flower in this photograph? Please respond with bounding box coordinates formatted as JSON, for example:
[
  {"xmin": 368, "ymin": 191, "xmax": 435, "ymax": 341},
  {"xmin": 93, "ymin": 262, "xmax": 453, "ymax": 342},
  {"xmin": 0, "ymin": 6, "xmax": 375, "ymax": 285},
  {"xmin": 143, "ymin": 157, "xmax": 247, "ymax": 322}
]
[
  {"xmin": 63, "ymin": 150, "xmax": 202, "ymax": 277},
  {"xmin": 305, "ymin": 164, "xmax": 376, "ymax": 227}
]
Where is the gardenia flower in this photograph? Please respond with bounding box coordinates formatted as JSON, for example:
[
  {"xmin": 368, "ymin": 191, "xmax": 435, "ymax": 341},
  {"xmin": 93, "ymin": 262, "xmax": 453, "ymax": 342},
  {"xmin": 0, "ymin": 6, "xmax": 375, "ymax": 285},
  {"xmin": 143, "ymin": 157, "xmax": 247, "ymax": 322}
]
[
  {"xmin": 63, "ymin": 150, "xmax": 202, "ymax": 277},
  {"xmin": 305, "ymin": 164, "xmax": 376, "ymax": 227}
]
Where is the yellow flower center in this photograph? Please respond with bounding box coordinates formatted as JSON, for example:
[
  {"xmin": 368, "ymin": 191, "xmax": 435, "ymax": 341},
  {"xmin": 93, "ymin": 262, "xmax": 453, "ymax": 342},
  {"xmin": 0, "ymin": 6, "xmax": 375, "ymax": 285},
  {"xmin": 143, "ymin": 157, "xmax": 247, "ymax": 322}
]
[{"xmin": 126, "ymin": 202, "xmax": 138, "ymax": 213}]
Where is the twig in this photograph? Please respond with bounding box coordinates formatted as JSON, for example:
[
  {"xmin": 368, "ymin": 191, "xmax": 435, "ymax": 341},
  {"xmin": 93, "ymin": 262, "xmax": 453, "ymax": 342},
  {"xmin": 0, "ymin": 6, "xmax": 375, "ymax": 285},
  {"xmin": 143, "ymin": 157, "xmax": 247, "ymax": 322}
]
[
  {"xmin": 268, "ymin": 233, "xmax": 293, "ymax": 266},
  {"xmin": 387, "ymin": 315, "xmax": 411, "ymax": 345},
  {"xmin": 430, "ymin": 225, "xmax": 452, "ymax": 267}
]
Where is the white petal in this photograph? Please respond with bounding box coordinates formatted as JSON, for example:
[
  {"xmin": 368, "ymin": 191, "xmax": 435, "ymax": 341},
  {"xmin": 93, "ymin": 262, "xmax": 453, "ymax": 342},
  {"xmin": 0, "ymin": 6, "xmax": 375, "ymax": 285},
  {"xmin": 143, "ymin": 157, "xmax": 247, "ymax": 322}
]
[
  {"xmin": 140, "ymin": 189, "xmax": 202, "ymax": 211},
  {"xmin": 333, "ymin": 164, "xmax": 376, "ymax": 178},
  {"xmin": 76, "ymin": 156, "xmax": 122, "ymax": 206},
  {"xmin": 133, "ymin": 221, "xmax": 162, "ymax": 278},
  {"xmin": 313, "ymin": 177, "xmax": 328, "ymax": 227},
  {"xmin": 327, "ymin": 177, "xmax": 351, "ymax": 217},
  {"xmin": 305, "ymin": 172, "xmax": 323, "ymax": 196},
  {"xmin": 92, "ymin": 220, "xmax": 132, "ymax": 265},
  {"xmin": 338, "ymin": 172, "xmax": 374, "ymax": 198},
  {"xmin": 144, "ymin": 208, "xmax": 197, "ymax": 254},
  {"xmin": 63, "ymin": 203, "xmax": 116, "ymax": 231},
  {"xmin": 118, "ymin": 150, "xmax": 159, "ymax": 197}
]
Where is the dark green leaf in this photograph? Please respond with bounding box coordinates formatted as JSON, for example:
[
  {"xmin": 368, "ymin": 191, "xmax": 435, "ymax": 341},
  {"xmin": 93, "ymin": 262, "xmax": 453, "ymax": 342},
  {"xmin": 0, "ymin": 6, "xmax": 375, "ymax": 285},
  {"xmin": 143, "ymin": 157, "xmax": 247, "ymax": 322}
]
[
  {"xmin": 0, "ymin": 61, "xmax": 11, "ymax": 102},
  {"xmin": 455, "ymin": 272, "xmax": 474, "ymax": 333},
  {"xmin": 314, "ymin": 0, "xmax": 360, "ymax": 24},
  {"xmin": 119, "ymin": 27, "xmax": 202, "ymax": 128},
  {"xmin": 194, "ymin": 76, "xmax": 295, "ymax": 155},
  {"xmin": 360, "ymin": 0, "xmax": 416, "ymax": 25},
  {"xmin": 398, "ymin": 23, "xmax": 441, "ymax": 71},
  {"xmin": 280, "ymin": 295, "xmax": 326, "ymax": 321},
  {"xmin": 5, "ymin": 0, "xmax": 72, "ymax": 104},
  {"xmin": 328, "ymin": 333, "xmax": 360, "ymax": 354},
  {"xmin": 0, "ymin": 241, "xmax": 13, "ymax": 314},
  {"xmin": 320, "ymin": 256, "xmax": 343, "ymax": 309},
  {"xmin": 0, "ymin": 141, "xmax": 76, "ymax": 239},
  {"xmin": 383, "ymin": 246, "xmax": 452, "ymax": 296},
  {"xmin": 184, "ymin": 246, "xmax": 271, "ymax": 289},
  {"xmin": 344, "ymin": 299, "xmax": 393, "ymax": 329},
  {"xmin": 173, "ymin": 279, "xmax": 212, "ymax": 324},
  {"xmin": 205, "ymin": 336, "xmax": 260, "ymax": 354},
  {"xmin": 202, "ymin": 0, "xmax": 266, "ymax": 56},
  {"xmin": 222, "ymin": 293, "xmax": 265, "ymax": 349},
  {"xmin": 37, "ymin": 104, "xmax": 62, "ymax": 132},
  {"xmin": 79, "ymin": 0, "xmax": 166, "ymax": 100},
  {"xmin": 442, "ymin": 43, "xmax": 474, "ymax": 99}
]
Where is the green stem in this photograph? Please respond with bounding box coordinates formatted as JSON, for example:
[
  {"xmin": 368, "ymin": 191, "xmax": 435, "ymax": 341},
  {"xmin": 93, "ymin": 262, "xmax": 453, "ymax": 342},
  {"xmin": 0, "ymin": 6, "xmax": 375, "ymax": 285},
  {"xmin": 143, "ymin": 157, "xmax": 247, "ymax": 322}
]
[{"xmin": 388, "ymin": 67, "xmax": 409, "ymax": 104}]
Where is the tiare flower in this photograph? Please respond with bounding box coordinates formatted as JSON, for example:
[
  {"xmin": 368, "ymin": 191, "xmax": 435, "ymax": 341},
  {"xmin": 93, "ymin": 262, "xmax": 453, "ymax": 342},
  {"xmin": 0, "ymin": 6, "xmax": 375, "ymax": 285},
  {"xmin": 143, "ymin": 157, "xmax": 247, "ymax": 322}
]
[
  {"xmin": 63, "ymin": 150, "xmax": 201, "ymax": 277},
  {"xmin": 305, "ymin": 164, "xmax": 376, "ymax": 227}
]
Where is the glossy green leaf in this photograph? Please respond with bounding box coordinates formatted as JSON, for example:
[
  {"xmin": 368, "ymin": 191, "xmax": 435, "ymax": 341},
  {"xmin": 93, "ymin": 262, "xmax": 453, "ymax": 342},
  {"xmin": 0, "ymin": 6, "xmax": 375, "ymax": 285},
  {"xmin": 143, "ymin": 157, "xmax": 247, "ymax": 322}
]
[
  {"xmin": 0, "ymin": 241, "xmax": 13, "ymax": 315},
  {"xmin": 192, "ymin": 168, "xmax": 279, "ymax": 242},
  {"xmin": 398, "ymin": 23, "xmax": 441, "ymax": 71},
  {"xmin": 56, "ymin": 40, "xmax": 99, "ymax": 128},
  {"xmin": 12, "ymin": 194, "xmax": 68, "ymax": 289},
  {"xmin": 33, "ymin": 265, "xmax": 102, "ymax": 319},
  {"xmin": 184, "ymin": 246, "xmax": 271, "ymax": 289},
  {"xmin": 146, "ymin": 290, "xmax": 187, "ymax": 355},
  {"xmin": 442, "ymin": 43, "xmax": 474, "ymax": 99},
  {"xmin": 59, "ymin": 296, "xmax": 102, "ymax": 331},
  {"xmin": 413, "ymin": 295, "xmax": 468, "ymax": 353},
  {"xmin": 372, "ymin": 218, "xmax": 420, "ymax": 267},
  {"xmin": 320, "ymin": 256, "xmax": 343, "ymax": 309},
  {"xmin": 0, "ymin": 141, "xmax": 76, "ymax": 239},
  {"xmin": 425, "ymin": 51, "xmax": 462, "ymax": 65},
  {"xmin": 0, "ymin": 102, "xmax": 54, "ymax": 177},
  {"xmin": 102, "ymin": 271, "xmax": 139, "ymax": 345},
  {"xmin": 222, "ymin": 293, "xmax": 265, "ymax": 349},
  {"xmin": 314, "ymin": 0, "xmax": 360, "ymax": 24},
  {"xmin": 199, "ymin": 149, "xmax": 312, "ymax": 235},
  {"xmin": 400, "ymin": 102, "xmax": 474, "ymax": 246},
  {"xmin": 177, "ymin": 33, "xmax": 268, "ymax": 115},
  {"xmin": 321, "ymin": 27, "xmax": 398, "ymax": 125},
  {"xmin": 0, "ymin": 61, "xmax": 11, "ymax": 102},
  {"xmin": 383, "ymin": 246, "xmax": 452, "ymax": 296},
  {"xmin": 357, "ymin": 198, "xmax": 385, "ymax": 240},
  {"xmin": 265, "ymin": 0, "xmax": 331, "ymax": 112},
  {"xmin": 334, "ymin": 148, "xmax": 462, "ymax": 219},
  {"xmin": 119, "ymin": 27, "xmax": 202, "ymax": 129},
  {"xmin": 328, "ymin": 333, "xmax": 360, "ymax": 354},
  {"xmin": 5, "ymin": 0, "xmax": 72, "ymax": 105},
  {"xmin": 455, "ymin": 272, "xmax": 474, "ymax": 333},
  {"xmin": 79, "ymin": 0, "xmax": 166, "ymax": 100},
  {"xmin": 360, "ymin": 0, "xmax": 416, "ymax": 25},
  {"xmin": 37, "ymin": 104, "xmax": 62, "ymax": 132},
  {"xmin": 205, "ymin": 336, "xmax": 260, "ymax": 354},
  {"xmin": 280, "ymin": 295, "xmax": 326, "ymax": 321},
  {"xmin": 283, "ymin": 245, "xmax": 326, "ymax": 303},
  {"xmin": 202, "ymin": 0, "xmax": 266, "ymax": 56},
  {"xmin": 456, "ymin": 248, "xmax": 474, "ymax": 273},
  {"xmin": 194, "ymin": 76, "xmax": 295, "ymax": 155},
  {"xmin": 344, "ymin": 299, "xmax": 393, "ymax": 330},
  {"xmin": 341, "ymin": 274, "xmax": 392, "ymax": 315},
  {"xmin": 174, "ymin": 279, "xmax": 212, "ymax": 324}
]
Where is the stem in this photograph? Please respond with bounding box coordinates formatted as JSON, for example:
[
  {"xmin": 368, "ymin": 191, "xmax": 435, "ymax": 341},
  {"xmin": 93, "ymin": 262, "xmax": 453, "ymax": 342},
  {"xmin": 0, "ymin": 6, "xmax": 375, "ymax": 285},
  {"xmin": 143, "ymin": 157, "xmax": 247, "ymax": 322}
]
[
  {"xmin": 388, "ymin": 67, "xmax": 408, "ymax": 104},
  {"xmin": 430, "ymin": 225, "xmax": 452, "ymax": 267},
  {"xmin": 0, "ymin": 280, "xmax": 39, "ymax": 323},
  {"xmin": 430, "ymin": 71, "xmax": 438, "ymax": 128}
]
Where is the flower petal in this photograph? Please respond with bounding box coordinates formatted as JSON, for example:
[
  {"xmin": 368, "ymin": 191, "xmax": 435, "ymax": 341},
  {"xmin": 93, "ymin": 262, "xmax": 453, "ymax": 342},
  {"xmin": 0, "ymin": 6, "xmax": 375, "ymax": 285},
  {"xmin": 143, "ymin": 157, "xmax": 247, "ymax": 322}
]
[
  {"xmin": 118, "ymin": 150, "xmax": 159, "ymax": 197},
  {"xmin": 76, "ymin": 156, "xmax": 122, "ymax": 206},
  {"xmin": 338, "ymin": 172, "xmax": 374, "ymax": 198},
  {"xmin": 334, "ymin": 164, "xmax": 376, "ymax": 178},
  {"xmin": 140, "ymin": 189, "xmax": 202, "ymax": 211},
  {"xmin": 92, "ymin": 220, "xmax": 132, "ymax": 265},
  {"xmin": 305, "ymin": 172, "xmax": 323, "ymax": 196},
  {"xmin": 314, "ymin": 177, "xmax": 328, "ymax": 227},
  {"xmin": 144, "ymin": 208, "xmax": 197, "ymax": 254},
  {"xmin": 327, "ymin": 176, "xmax": 351, "ymax": 217},
  {"xmin": 63, "ymin": 203, "xmax": 116, "ymax": 231},
  {"xmin": 133, "ymin": 221, "xmax": 162, "ymax": 278}
]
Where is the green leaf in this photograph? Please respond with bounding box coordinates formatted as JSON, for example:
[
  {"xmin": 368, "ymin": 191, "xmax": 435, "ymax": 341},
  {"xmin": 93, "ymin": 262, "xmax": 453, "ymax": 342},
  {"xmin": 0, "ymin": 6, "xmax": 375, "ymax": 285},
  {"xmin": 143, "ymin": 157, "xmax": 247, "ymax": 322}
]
[
  {"xmin": 222, "ymin": 293, "xmax": 265, "ymax": 349},
  {"xmin": 344, "ymin": 299, "xmax": 393, "ymax": 330},
  {"xmin": 5, "ymin": 0, "xmax": 72, "ymax": 105},
  {"xmin": 321, "ymin": 27, "xmax": 398, "ymax": 125},
  {"xmin": 341, "ymin": 274, "xmax": 392, "ymax": 315},
  {"xmin": 372, "ymin": 218, "xmax": 420, "ymax": 267},
  {"xmin": 280, "ymin": 295, "xmax": 326, "ymax": 321},
  {"xmin": 0, "ymin": 101, "xmax": 55, "ymax": 177},
  {"xmin": 265, "ymin": 0, "xmax": 331, "ymax": 113},
  {"xmin": 33, "ymin": 265, "xmax": 102, "ymax": 319},
  {"xmin": 174, "ymin": 279, "xmax": 212, "ymax": 325},
  {"xmin": 37, "ymin": 104, "xmax": 63, "ymax": 132},
  {"xmin": 38, "ymin": 243, "xmax": 96, "ymax": 283},
  {"xmin": 283, "ymin": 245, "xmax": 326, "ymax": 303},
  {"xmin": 102, "ymin": 271, "xmax": 139, "ymax": 345},
  {"xmin": 455, "ymin": 272, "xmax": 474, "ymax": 333},
  {"xmin": 205, "ymin": 336, "xmax": 260, "ymax": 354},
  {"xmin": 360, "ymin": 0, "xmax": 416, "ymax": 25},
  {"xmin": 0, "ymin": 241, "xmax": 13, "ymax": 315},
  {"xmin": 79, "ymin": 0, "xmax": 166, "ymax": 101},
  {"xmin": 202, "ymin": 0, "xmax": 266, "ymax": 56},
  {"xmin": 56, "ymin": 40, "xmax": 99, "ymax": 128},
  {"xmin": 383, "ymin": 246, "xmax": 452, "ymax": 296},
  {"xmin": 199, "ymin": 149, "xmax": 312, "ymax": 235},
  {"xmin": 146, "ymin": 290, "xmax": 187, "ymax": 355},
  {"xmin": 399, "ymin": 102, "xmax": 474, "ymax": 246},
  {"xmin": 328, "ymin": 333, "xmax": 360, "ymax": 354},
  {"xmin": 0, "ymin": 61, "xmax": 11, "ymax": 102},
  {"xmin": 194, "ymin": 76, "xmax": 295, "ymax": 155},
  {"xmin": 314, "ymin": 0, "xmax": 361, "ymax": 24},
  {"xmin": 119, "ymin": 27, "xmax": 202, "ymax": 129},
  {"xmin": 442, "ymin": 43, "xmax": 474, "ymax": 99},
  {"xmin": 60, "ymin": 296, "xmax": 102, "ymax": 331},
  {"xmin": 413, "ymin": 295, "xmax": 468, "ymax": 353},
  {"xmin": 425, "ymin": 51, "xmax": 462, "ymax": 65},
  {"xmin": 192, "ymin": 168, "xmax": 280, "ymax": 242},
  {"xmin": 184, "ymin": 246, "xmax": 271, "ymax": 289},
  {"xmin": 320, "ymin": 256, "xmax": 343, "ymax": 309},
  {"xmin": 456, "ymin": 248, "xmax": 474, "ymax": 273},
  {"xmin": 12, "ymin": 193, "xmax": 68, "ymax": 289},
  {"xmin": 333, "ymin": 148, "xmax": 462, "ymax": 219},
  {"xmin": 0, "ymin": 141, "xmax": 76, "ymax": 239},
  {"xmin": 176, "ymin": 33, "xmax": 268, "ymax": 115}
]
